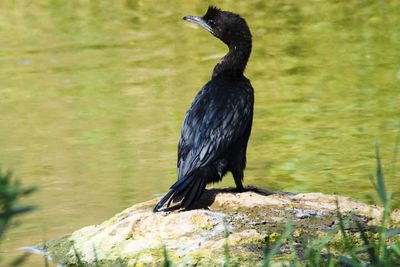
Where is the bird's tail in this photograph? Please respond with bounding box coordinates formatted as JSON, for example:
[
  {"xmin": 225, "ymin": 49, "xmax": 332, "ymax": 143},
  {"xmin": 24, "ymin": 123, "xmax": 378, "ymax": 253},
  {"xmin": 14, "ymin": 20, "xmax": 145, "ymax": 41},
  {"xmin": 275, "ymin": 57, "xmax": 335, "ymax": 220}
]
[{"xmin": 154, "ymin": 173, "xmax": 206, "ymax": 212}]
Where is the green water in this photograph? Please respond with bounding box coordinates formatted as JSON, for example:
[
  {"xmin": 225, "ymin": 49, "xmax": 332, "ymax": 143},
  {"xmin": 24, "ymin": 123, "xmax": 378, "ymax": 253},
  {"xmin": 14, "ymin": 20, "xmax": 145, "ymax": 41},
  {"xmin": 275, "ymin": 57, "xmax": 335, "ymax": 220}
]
[{"xmin": 0, "ymin": 0, "xmax": 399, "ymax": 265}]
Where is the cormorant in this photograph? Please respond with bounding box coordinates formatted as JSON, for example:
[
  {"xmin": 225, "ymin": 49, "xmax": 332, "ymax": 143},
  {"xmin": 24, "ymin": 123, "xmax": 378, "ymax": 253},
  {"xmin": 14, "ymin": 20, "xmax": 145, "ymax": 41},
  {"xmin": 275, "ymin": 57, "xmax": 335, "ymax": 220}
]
[{"xmin": 154, "ymin": 6, "xmax": 254, "ymax": 211}]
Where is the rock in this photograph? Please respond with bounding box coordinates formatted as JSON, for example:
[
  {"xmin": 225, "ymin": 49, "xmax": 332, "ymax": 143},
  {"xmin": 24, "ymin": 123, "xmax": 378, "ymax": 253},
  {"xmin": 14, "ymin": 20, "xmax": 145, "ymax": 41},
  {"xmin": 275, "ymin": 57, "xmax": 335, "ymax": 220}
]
[
  {"xmin": 38, "ymin": 187, "xmax": 397, "ymax": 266},
  {"xmin": 391, "ymin": 208, "xmax": 400, "ymax": 223}
]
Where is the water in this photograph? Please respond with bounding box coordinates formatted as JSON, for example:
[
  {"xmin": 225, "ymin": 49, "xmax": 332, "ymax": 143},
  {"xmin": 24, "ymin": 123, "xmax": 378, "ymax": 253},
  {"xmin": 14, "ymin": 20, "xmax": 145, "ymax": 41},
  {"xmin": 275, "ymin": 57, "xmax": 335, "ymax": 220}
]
[{"xmin": 0, "ymin": 1, "xmax": 399, "ymax": 265}]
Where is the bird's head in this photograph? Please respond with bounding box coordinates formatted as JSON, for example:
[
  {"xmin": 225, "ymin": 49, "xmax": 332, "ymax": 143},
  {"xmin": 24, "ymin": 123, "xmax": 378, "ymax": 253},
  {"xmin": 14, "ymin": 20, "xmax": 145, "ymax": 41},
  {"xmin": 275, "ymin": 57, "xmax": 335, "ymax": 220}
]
[{"xmin": 183, "ymin": 6, "xmax": 251, "ymax": 47}]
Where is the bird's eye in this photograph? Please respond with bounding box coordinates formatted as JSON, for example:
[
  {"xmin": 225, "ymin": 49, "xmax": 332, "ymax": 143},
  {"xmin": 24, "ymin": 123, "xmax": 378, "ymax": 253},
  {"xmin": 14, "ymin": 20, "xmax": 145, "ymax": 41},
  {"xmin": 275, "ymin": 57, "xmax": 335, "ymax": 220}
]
[{"xmin": 208, "ymin": 19, "xmax": 215, "ymax": 26}]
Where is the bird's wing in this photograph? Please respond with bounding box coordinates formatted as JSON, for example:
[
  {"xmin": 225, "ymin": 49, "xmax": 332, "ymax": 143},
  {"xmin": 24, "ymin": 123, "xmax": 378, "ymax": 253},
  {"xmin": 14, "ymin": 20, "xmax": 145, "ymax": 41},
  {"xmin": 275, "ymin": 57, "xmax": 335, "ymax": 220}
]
[{"xmin": 177, "ymin": 80, "xmax": 253, "ymax": 179}]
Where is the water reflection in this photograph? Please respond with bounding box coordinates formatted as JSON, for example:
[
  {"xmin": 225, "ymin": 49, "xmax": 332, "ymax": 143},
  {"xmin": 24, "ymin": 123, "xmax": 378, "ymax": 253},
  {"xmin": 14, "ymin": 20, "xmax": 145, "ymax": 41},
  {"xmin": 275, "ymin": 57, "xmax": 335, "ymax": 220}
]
[{"xmin": 0, "ymin": 1, "xmax": 399, "ymax": 265}]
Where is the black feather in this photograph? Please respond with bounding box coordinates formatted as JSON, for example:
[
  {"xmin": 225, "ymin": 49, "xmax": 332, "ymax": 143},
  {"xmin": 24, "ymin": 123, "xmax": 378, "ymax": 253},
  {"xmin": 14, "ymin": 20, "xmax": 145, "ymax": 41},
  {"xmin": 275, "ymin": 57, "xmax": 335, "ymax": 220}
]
[
  {"xmin": 205, "ymin": 6, "xmax": 222, "ymax": 18},
  {"xmin": 181, "ymin": 177, "xmax": 202, "ymax": 208},
  {"xmin": 154, "ymin": 6, "xmax": 254, "ymax": 211}
]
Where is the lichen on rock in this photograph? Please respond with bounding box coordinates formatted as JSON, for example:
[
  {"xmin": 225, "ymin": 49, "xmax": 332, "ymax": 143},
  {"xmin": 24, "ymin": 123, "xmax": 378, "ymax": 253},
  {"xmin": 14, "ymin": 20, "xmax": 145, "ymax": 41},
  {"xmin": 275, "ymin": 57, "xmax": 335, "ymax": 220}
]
[{"xmin": 37, "ymin": 187, "xmax": 399, "ymax": 266}]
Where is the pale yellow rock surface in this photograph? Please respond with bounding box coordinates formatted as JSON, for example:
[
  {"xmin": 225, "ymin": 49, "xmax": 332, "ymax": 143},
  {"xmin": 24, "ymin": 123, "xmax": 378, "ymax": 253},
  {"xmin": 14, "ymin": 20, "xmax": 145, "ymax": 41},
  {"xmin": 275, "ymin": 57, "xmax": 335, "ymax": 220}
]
[{"xmin": 39, "ymin": 187, "xmax": 398, "ymax": 266}]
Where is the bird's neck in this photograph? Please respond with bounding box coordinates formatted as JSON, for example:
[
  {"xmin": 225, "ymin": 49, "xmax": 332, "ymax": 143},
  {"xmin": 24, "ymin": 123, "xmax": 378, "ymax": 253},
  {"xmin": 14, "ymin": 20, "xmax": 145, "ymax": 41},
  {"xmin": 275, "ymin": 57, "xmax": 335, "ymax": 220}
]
[{"xmin": 212, "ymin": 40, "xmax": 252, "ymax": 78}]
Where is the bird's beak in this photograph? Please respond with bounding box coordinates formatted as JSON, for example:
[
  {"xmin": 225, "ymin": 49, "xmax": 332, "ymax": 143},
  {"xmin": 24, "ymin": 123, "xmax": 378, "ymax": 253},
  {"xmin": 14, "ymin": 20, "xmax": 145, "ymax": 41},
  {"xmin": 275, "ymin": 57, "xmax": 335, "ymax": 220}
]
[{"xmin": 183, "ymin": 16, "xmax": 214, "ymax": 34}]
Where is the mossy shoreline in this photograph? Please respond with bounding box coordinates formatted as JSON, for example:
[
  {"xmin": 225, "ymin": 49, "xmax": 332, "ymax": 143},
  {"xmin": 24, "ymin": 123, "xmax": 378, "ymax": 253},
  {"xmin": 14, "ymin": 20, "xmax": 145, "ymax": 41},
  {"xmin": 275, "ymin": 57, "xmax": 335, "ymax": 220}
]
[{"xmin": 35, "ymin": 187, "xmax": 399, "ymax": 266}]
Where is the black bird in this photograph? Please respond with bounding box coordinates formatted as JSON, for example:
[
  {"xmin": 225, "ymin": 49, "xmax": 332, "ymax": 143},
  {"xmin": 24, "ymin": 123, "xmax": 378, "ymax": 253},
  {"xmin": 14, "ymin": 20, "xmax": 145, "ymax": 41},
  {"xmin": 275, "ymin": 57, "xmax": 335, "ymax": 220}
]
[{"xmin": 154, "ymin": 6, "xmax": 254, "ymax": 211}]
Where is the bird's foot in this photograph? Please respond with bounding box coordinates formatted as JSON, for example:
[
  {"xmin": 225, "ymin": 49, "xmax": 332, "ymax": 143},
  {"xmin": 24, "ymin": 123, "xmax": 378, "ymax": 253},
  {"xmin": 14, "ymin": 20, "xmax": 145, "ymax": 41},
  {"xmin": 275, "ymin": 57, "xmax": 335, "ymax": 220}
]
[{"xmin": 233, "ymin": 186, "xmax": 245, "ymax": 193}]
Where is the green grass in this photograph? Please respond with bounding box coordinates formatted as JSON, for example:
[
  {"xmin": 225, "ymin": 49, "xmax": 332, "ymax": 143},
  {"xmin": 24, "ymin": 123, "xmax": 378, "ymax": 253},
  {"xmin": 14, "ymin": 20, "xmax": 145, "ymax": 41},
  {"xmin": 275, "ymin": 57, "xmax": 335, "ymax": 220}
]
[
  {"xmin": 0, "ymin": 164, "xmax": 37, "ymax": 265},
  {"xmin": 261, "ymin": 141, "xmax": 400, "ymax": 267},
  {"xmin": 206, "ymin": 140, "xmax": 400, "ymax": 266},
  {"xmin": 0, "ymin": 165, "xmax": 37, "ymax": 242}
]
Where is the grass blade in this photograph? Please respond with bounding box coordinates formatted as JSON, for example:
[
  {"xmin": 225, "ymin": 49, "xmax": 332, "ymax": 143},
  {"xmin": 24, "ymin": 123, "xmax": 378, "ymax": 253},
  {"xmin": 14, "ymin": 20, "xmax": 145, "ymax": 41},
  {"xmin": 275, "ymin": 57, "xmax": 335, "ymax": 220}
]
[
  {"xmin": 263, "ymin": 221, "xmax": 293, "ymax": 266},
  {"xmin": 355, "ymin": 219, "xmax": 377, "ymax": 264},
  {"xmin": 374, "ymin": 141, "xmax": 391, "ymax": 262},
  {"xmin": 163, "ymin": 245, "xmax": 172, "ymax": 267},
  {"xmin": 389, "ymin": 243, "xmax": 400, "ymax": 257},
  {"xmin": 93, "ymin": 244, "xmax": 100, "ymax": 267},
  {"xmin": 73, "ymin": 245, "xmax": 85, "ymax": 267},
  {"xmin": 375, "ymin": 141, "xmax": 387, "ymax": 206}
]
